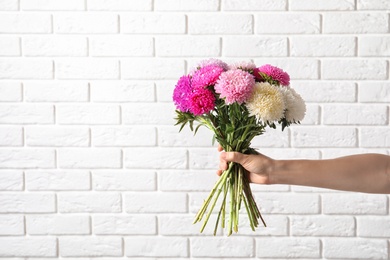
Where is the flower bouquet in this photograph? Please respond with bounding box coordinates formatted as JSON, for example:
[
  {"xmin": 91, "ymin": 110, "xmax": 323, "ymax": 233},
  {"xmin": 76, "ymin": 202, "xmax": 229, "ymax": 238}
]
[{"xmin": 173, "ymin": 59, "xmax": 305, "ymax": 236}]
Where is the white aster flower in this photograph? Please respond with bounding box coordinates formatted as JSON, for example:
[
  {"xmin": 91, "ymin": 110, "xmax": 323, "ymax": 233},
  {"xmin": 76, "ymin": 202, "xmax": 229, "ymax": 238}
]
[
  {"xmin": 246, "ymin": 82, "xmax": 285, "ymax": 123},
  {"xmin": 280, "ymin": 87, "xmax": 306, "ymax": 122}
]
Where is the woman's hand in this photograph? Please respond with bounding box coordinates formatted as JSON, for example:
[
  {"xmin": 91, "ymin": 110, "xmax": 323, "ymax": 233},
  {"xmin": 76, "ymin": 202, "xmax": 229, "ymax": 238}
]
[{"xmin": 217, "ymin": 145, "xmax": 275, "ymax": 185}]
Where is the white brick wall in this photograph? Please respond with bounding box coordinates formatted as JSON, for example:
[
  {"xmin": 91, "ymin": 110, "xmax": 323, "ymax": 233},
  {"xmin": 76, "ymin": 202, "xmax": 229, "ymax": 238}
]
[{"xmin": 0, "ymin": 0, "xmax": 389, "ymax": 259}]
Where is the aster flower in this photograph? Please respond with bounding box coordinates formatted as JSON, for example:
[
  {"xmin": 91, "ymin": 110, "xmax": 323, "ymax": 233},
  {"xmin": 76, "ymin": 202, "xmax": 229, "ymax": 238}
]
[
  {"xmin": 214, "ymin": 69, "xmax": 255, "ymax": 104},
  {"xmin": 172, "ymin": 75, "xmax": 192, "ymax": 112},
  {"xmin": 188, "ymin": 87, "xmax": 216, "ymax": 115},
  {"xmin": 191, "ymin": 65, "xmax": 224, "ymax": 89},
  {"xmin": 246, "ymin": 82, "xmax": 285, "ymax": 122},
  {"xmin": 254, "ymin": 64, "xmax": 290, "ymax": 86},
  {"xmin": 280, "ymin": 87, "xmax": 306, "ymax": 122},
  {"xmin": 189, "ymin": 58, "xmax": 229, "ymax": 75},
  {"xmin": 228, "ymin": 61, "xmax": 256, "ymax": 71}
]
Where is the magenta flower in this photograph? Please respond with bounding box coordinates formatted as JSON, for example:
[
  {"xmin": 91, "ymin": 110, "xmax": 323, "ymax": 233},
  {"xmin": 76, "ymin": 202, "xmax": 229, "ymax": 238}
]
[
  {"xmin": 254, "ymin": 64, "xmax": 290, "ymax": 86},
  {"xmin": 188, "ymin": 87, "xmax": 216, "ymax": 115},
  {"xmin": 214, "ymin": 69, "xmax": 255, "ymax": 104},
  {"xmin": 173, "ymin": 75, "xmax": 192, "ymax": 112},
  {"xmin": 191, "ymin": 65, "xmax": 224, "ymax": 89}
]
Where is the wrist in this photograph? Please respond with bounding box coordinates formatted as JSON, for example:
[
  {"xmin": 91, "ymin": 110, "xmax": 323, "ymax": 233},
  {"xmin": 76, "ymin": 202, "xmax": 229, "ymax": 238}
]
[{"xmin": 268, "ymin": 159, "xmax": 288, "ymax": 185}]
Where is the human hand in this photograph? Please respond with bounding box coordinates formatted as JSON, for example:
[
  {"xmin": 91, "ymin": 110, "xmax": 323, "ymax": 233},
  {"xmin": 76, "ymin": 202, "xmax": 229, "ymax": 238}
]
[{"xmin": 217, "ymin": 145, "xmax": 274, "ymax": 185}]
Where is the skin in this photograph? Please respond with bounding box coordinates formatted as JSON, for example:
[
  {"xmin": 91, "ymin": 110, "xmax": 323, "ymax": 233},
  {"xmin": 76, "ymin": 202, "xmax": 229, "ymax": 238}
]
[{"xmin": 217, "ymin": 145, "xmax": 390, "ymax": 194}]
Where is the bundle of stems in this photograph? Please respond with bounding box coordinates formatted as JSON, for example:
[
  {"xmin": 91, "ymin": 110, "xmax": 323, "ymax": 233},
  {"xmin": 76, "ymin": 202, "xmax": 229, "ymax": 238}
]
[{"xmin": 181, "ymin": 101, "xmax": 269, "ymax": 235}]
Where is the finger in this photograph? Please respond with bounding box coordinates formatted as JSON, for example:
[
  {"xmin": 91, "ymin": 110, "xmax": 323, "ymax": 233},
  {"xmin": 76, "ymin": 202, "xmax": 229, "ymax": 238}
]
[
  {"xmin": 221, "ymin": 151, "xmax": 247, "ymax": 165},
  {"xmin": 219, "ymin": 160, "xmax": 228, "ymax": 171},
  {"xmin": 217, "ymin": 144, "xmax": 223, "ymax": 152},
  {"xmin": 216, "ymin": 170, "xmax": 223, "ymax": 176}
]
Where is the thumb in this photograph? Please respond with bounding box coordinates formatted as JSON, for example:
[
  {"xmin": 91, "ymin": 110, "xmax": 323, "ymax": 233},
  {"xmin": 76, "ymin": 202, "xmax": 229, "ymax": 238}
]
[{"xmin": 221, "ymin": 151, "xmax": 248, "ymax": 165}]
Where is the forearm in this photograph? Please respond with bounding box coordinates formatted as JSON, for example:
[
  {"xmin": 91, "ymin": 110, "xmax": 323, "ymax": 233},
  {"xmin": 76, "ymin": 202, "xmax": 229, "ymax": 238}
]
[{"xmin": 271, "ymin": 154, "xmax": 390, "ymax": 194}]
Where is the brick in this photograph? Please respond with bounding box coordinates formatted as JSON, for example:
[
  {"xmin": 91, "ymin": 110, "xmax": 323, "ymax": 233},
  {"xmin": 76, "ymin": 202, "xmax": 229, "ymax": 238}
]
[
  {"xmin": 156, "ymin": 80, "xmax": 175, "ymax": 102},
  {"xmin": 323, "ymin": 238, "xmax": 388, "ymax": 259},
  {"xmin": 92, "ymin": 170, "xmax": 156, "ymax": 191},
  {"xmin": 256, "ymin": 238, "xmax": 320, "ymax": 258},
  {"xmin": 124, "ymin": 148, "xmax": 186, "ymax": 169},
  {"xmin": 0, "ymin": 171, "xmax": 23, "ymax": 190},
  {"xmin": 90, "ymin": 36, "xmax": 153, "ymax": 57},
  {"xmin": 122, "ymin": 103, "xmax": 175, "ymax": 125},
  {"xmin": 357, "ymin": 216, "xmax": 390, "ymax": 237},
  {"xmin": 0, "ymin": 104, "xmax": 53, "ymax": 124},
  {"xmin": 121, "ymin": 58, "xmax": 184, "ymax": 79},
  {"xmin": 0, "ymin": 59, "xmax": 53, "ymax": 79},
  {"xmin": 357, "ymin": 0, "xmax": 390, "ymax": 9},
  {"xmin": 189, "ymin": 148, "xmax": 219, "ymax": 169},
  {"xmin": 56, "ymin": 59, "xmax": 119, "ymax": 79},
  {"xmin": 158, "ymin": 126, "xmax": 214, "ymax": 147},
  {"xmin": 158, "ymin": 170, "xmax": 218, "ymax": 191},
  {"xmin": 155, "ymin": 0, "xmax": 219, "ymax": 11},
  {"xmin": 88, "ymin": 0, "xmax": 152, "ymax": 10},
  {"xmin": 156, "ymin": 36, "xmax": 220, "ymax": 57},
  {"xmin": 0, "ymin": 149, "xmax": 55, "ymax": 168},
  {"xmin": 324, "ymin": 13, "xmax": 388, "ymax": 33},
  {"xmin": 293, "ymin": 81, "xmax": 356, "ymax": 102},
  {"xmin": 26, "ymin": 215, "xmax": 90, "ymax": 235},
  {"xmin": 124, "ymin": 192, "xmax": 187, "ymax": 213},
  {"xmin": 125, "ymin": 237, "xmax": 188, "ymax": 257},
  {"xmin": 57, "ymin": 104, "xmax": 120, "ymax": 124},
  {"xmin": 25, "ymin": 170, "xmax": 90, "ymax": 190},
  {"xmin": 54, "ymin": 13, "xmax": 118, "ymax": 34},
  {"xmin": 23, "ymin": 36, "xmax": 87, "ymax": 56},
  {"xmin": 322, "ymin": 193, "xmax": 387, "ymax": 214},
  {"xmin": 58, "ymin": 148, "xmax": 121, "ymax": 169},
  {"xmin": 191, "ymin": 237, "xmax": 254, "ymax": 257},
  {"xmin": 292, "ymin": 127, "xmax": 357, "ymax": 147},
  {"xmin": 0, "ymin": 82, "xmax": 22, "ymax": 101},
  {"xmin": 359, "ymin": 82, "xmax": 390, "ymax": 102},
  {"xmin": 0, "ymin": 37, "xmax": 20, "ymax": 56},
  {"xmin": 321, "ymin": 148, "xmax": 388, "ymax": 159},
  {"xmin": 256, "ymin": 13, "xmax": 320, "ymax": 34},
  {"xmin": 298, "ymin": 104, "xmax": 319, "ymax": 125},
  {"xmin": 0, "ymin": 193, "xmax": 55, "ymax": 213},
  {"xmin": 255, "ymin": 193, "xmax": 320, "ymax": 214},
  {"xmin": 90, "ymin": 81, "xmax": 154, "ymax": 102},
  {"xmin": 254, "ymin": 58, "xmax": 319, "ymax": 79},
  {"xmin": 290, "ymin": 36, "xmax": 356, "ymax": 57},
  {"xmin": 93, "ymin": 215, "xmax": 156, "ymax": 235},
  {"xmin": 361, "ymin": 127, "xmax": 390, "ymax": 147},
  {"xmin": 0, "ymin": 215, "xmax": 24, "ymax": 235},
  {"xmin": 226, "ymin": 215, "xmax": 288, "ymax": 236},
  {"xmin": 323, "ymin": 104, "xmax": 388, "ymax": 125},
  {"xmin": 0, "ymin": 0, "xmax": 18, "ymax": 10},
  {"xmin": 291, "ymin": 216, "xmax": 355, "ymax": 236},
  {"xmin": 290, "ymin": 0, "xmax": 355, "ymax": 10},
  {"xmin": 189, "ymin": 14, "xmax": 253, "ymax": 34},
  {"xmin": 0, "ymin": 127, "xmax": 23, "ymax": 146},
  {"xmin": 322, "ymin": 59, "xmax": 387, "ymax": 80},
  {"xmin": 222, "ymin": 0, "xmax": 286, "ymax": 10},
  {"xmin": 121, "ymin": 14, "xmax": 185, "ymax": 34},
  {"xmin": 0, "ymin": 237, "xmax": 56, "ymax": 257},
  {"xmin": 223, "ymin": 36, "xmax": 287, "ymax": 57},
  {"xmin": 26, "ymin": 126, "xmax": 89, "ymax": 147},
  {"xmin": 0, "ymin": 13, "xmax": 51, "ymax": 33},
  {"xmin": 92, "ymin": 126, "xmax": 156, "ymax": 146},
  {"xmin": 60, "ymin": 237, "xmax": 122, "ymax": 257},
  {"xmin": 158, "ymin": 214, "xmax": 223, "ymax": 236},
  {"xmin": 359, "ymin": 36, "xmax": 390, "ymax": 56},
  {"xmin": 25, "ymin": 81, "xmax": 88, "ymax": 102},
  {"xmin": 254, "ymin": 132, "xmax": 293, "ymax": 150},
  {"xmin": 58, "ymin": 192, "xmax": 121, "ymax": 213},
  {"xmin": 21, "ymin": 0, "xmax": 84, "ymax": 10}
]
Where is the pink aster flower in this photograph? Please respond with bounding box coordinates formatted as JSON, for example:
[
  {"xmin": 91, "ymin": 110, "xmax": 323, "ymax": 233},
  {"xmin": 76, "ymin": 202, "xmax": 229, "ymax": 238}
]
[
  {"xmin": 172, "ymin": 75, "xmax": 192, "ymax": 112},
  {"xmin": 214, "ymin": 69, "xmax": 255, "ymax": 105},
  {"xmin": 228, "ymin": 61, "xmax": 256, "ymax": 71},
  {"xmin": 188, "ymin": 87, "xmax": 215, "ymax": 115},
  {"xmin": 191, "ymin": 65, "xmax": 224, "ymax": 89},
  {"xmin": 189, "ymin": 58, "xmax": 229, "ymax": 75},
  {"xmin": 254, "ymin": 64, "xmax": 290, "ymax": 86}
]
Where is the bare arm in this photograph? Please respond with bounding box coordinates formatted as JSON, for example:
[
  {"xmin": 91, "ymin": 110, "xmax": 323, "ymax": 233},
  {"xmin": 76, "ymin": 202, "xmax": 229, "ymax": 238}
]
[{"xmin": 218, "ymin": 148, "xmax": 390, "ymax": 194}]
